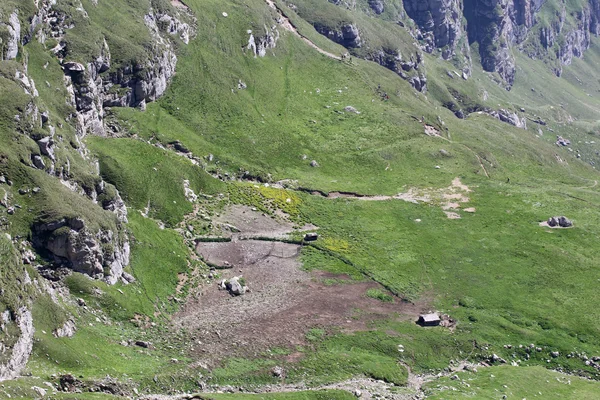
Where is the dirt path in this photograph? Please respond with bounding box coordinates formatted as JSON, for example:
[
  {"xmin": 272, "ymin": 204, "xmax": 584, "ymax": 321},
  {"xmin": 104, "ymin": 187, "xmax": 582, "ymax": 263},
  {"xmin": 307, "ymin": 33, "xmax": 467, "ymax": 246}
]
[
  {"xmin": 266, "ymin": 0, "xmax": 342, "ymax": 60},
  {"xmin": 307, "ymin": 177, "xmax": 474, "ymax": 219},
  {"xmin": 578, "ymin": 179, "xmax": 598, "ymax": 189},
  {"xmin": 141, "ymin": 358, "xmax": 487, "ymax": 400}
]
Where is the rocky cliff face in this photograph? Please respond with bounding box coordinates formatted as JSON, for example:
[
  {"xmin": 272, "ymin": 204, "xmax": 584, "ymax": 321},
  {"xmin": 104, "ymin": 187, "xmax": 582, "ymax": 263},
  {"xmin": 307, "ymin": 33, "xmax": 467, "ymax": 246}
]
[
  {"xmin": 402, "ymin": 0, "xmax": 600, "ymax": 86},
  {"xmin": 25, "ymin": 0, "xmax": 194, "ymax": 136},
  {"xmin": 314, "ymin": 23, "xmax": 362, "ymax": 48},
  {"xmin": 0, "ymin": 0, "xmax": 191, "ymax": 285},
  {"xmin": 403, "ymin": 0, "xmax": 470, "ymax": 61},
  {"xmin": 33, "ymin": 217, "xmax": 131, "ymax": 285},
  {"xmin": 0, "ymin": 307, "xmax": 34, "ymax": 382}
]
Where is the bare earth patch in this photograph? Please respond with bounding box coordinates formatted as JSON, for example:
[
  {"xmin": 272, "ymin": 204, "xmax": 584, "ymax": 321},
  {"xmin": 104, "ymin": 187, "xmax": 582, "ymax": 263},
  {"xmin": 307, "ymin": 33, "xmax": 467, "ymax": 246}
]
[
  {"xmin": 212, "ymin": 205, "xmax": 296, "ymax": 239},
  {"xmin": 321, "ymin": 177, "xmax": 474, "ymax": 219},
  {"xmin": 174, "ymin": 207, "xmax": 425, "ymax": 364}
]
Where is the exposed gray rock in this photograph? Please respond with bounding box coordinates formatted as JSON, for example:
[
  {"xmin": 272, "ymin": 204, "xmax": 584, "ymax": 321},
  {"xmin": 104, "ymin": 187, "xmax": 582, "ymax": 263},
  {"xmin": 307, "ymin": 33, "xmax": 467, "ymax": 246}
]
[
  {"xmin": 3, "ymin": 11, "xmax": 21, "ymax": 60},
  {"xmin": 0, "ymin": 307, "xmax": 34, "ymax": 382},
  {"xmin": 32, "ymin": 155, "xmax": 46, "ymax": 170},
  {"xmin": 53, "ymin": 319, "xmax": 76, "ymax": 338},
  {"xmin": 556, "ymin": 136, "xmax": 571, "ymax": 146},
  {"xmin": 135, "ymin": 340, "xmax": 152, "ymax": 348},
  {"xmin": 51, "ymin": 6, "xmax": 195, "ymax": 137},
  {"xmin": 368, "ymin": 0, "xmax": 384, "ymax": 14},
  {"xmin": 272, "ymin": 365, "xmax": 285, "ymax": 378},
  {"xmin": 315, "ymin": 23, "xmax": 361, "ymax": 48},
  {"xmin": 37, "ymin": 136, "xmax": 56, "ymax": 161},
  {"xmin": 225, "ymin": 276, "xmax": 246, "ymax": 296},
  {"xmin": 122, "ymin": 272, "xmax": 136, "ymax": 283},
  {"xmin": 63, "ymin": 62, "xmax": 86, "ymax": 73},
  {"xmin": 366, "ymin": 49, "xmax": 428, "ymax": 92},
  {"xmin": 32, "ymin": 386, "xmax": 47, "ymax": 397},
  {"xmin": 32, "ymin": 217, "xmax": 130, "ymax": 284},
  {"xmin": 408, "ymin": 74, "xmax": 427, "ymax": 92},
  {"xmin": 487, "ymin": 109, "xmax": 527, "ymax": 129},
  {"xmin": 547, "ymin": 216, "xmax": 573, "ymax": 228},
  {"xmin": 404, "ymin": 0, "xmax": 465, "ymax": 53},
  {"xmin": 247, "ymin": 26, "xmax": 280, "ymax": 57}
]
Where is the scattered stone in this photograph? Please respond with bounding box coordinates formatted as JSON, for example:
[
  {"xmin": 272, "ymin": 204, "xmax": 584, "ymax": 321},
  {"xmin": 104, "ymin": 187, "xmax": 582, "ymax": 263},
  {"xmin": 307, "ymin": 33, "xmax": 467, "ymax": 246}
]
[
  {"xmin": 76, "ymin": 298, "xmax": 86, "ymax": 307},
  {"xmin": 122, "ymin": 272, "xmax": 136, "ymax": 283},
  {"xmin": 225, "ymin": 276, "xmax": 246, "ymax": 296},
  {"xmin": 32, "ymin": 155, "xmax": 45, "ymax": 170},
  {"xmin": 59, "ymin": 374, "xmax": 80, "ymax": 392},
  {"xmin": 354, "ymin": 389, "xmax": 363, "ymax": 397},
  {"xmin": 344, "ymin": 106, "xmax": 360, "ymax": 114},
  {"xmin": 556, "ymin": 136, "xmax": 571, "ymax": 146},
  {"xmin": 547, "ymin": 216, "xmax": 573, "ymax": 228},
  {"xmin": 551, "ymin": 351, "xmax": 560, "ymax": 358},
  {"xmin": 450, "ymin": 374, "xmax": 459, "ymax": 380},
  {"xmin": 310, "ymin": 160, "xmax": 319, "ymax": 167},
  {"xmin": 53, "ymin": 320, "xmax": 76, "ymax": 338},
  {"xmin": 271, "ymin": 366, "xmax": 285, "ymax": 378},
  {"xmin": 32, "ymin": 386, "xmax": 47, "ymax": 397}
]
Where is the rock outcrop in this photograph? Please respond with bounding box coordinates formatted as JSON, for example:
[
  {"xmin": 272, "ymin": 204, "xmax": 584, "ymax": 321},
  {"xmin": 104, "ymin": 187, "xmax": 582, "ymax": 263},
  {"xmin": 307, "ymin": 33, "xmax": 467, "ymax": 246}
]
[
  {"xmin": 368, "ymin": 0, "xmax": 384, "ymax": 15},
  {"xmin": 403, "ymin": 0, "xmax": 468, "ymax": 57},
  {"xmin": 1, "ymin": 11, "xmax": 21, "ymax": 60},
  {"xmin": 32, "ymin": 217, "xmax": 130, "ymax": 285},
  {"xmin": 314, "ymin": 23, "xmax": 361, "ymax": 48},
  {"xmin": 24, "ymin": 0, "xmax": 194, "ymax": 137},
  {"xmin": 0, "ymin": 307, "xmax": 34, "ymax": 382},
  {"xmin": 487, "ymin": 109, "xmax": 527, "ymax": 129},
  {"xmin": 399, "ymin": 0, "xmax": 600, "ymax": 86},
  {"xmin": 366, "ymin": 48, "xmax": 428, "ymax": 92},
  {"xmin": 246, "ymin": 25, "xmax": 280, "ymax": 57}
]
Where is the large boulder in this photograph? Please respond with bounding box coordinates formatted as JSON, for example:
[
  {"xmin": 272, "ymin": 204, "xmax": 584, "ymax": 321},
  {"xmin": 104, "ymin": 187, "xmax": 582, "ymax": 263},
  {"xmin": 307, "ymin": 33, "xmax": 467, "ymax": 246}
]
[
  {"xmin": 33, "ymin": 217, "xmax": 130, "ymax": 284},
  {"xmin": 547, "ymin": 216, "xmax": 573, "ymax": 228}
]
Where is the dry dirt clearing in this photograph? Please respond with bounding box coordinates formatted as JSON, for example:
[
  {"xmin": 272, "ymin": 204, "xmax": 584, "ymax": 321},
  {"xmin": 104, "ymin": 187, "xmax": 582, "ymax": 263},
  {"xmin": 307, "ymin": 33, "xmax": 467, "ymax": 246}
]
[
  {"xmin": 173, "ymin": 207, "xmax": 425, "ymax": 363},
  {"xmin": 317, "ymin": 178, "xmax": 474, "ymax": 219}
]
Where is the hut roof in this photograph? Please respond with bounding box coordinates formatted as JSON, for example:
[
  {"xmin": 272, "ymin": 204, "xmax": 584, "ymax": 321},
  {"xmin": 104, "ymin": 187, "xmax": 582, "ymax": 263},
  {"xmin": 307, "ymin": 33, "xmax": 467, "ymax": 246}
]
[{"xmin": 419, "ymin": 313, "xmax": 440, "ymax": 322}]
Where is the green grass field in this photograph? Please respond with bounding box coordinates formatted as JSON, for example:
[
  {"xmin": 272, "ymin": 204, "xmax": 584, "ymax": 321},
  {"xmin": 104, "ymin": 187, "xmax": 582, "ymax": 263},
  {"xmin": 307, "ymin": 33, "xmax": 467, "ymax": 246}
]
[{"xmin": 3, "ymin": 0, "xmax": 600, "ymax": 398}]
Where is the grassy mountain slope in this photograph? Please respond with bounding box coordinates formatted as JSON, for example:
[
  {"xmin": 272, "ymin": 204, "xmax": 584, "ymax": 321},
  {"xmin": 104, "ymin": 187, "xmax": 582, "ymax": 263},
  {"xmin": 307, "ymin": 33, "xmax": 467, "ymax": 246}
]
[{"xmin": 3, "ymin": 0, "xmax": 600, "ymax": 398}]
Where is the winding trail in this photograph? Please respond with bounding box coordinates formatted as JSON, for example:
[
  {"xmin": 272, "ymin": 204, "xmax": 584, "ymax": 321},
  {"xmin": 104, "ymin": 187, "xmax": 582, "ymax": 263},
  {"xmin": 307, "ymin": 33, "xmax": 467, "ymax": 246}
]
[
  {"xmin": 266, "ymin": 0, "xmax": 342, "ymax": 60},
  {"xmin": 141, "ymin": 358, "xmax": 485, "ymax": 400},
  {"xmin": 578, "ymin": 179, "xmax": 598, "ymax": 189}
]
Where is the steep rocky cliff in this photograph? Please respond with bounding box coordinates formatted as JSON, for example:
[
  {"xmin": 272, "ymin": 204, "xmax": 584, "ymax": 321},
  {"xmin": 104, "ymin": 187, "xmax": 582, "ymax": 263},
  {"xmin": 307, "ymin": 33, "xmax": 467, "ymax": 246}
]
[
  {"xmin": 27, "ymin": 0, "xmax": 195, "ymax": 136},
  {"xmin": 403, "ymin": 0, "xmax": 472, "ymax": 75},
  {"xmin": 296, "ymin": 0, "xmax": 600, "ymax": 89},
  {"xmin": 409, "ymin": 0, "xmax": 599, "ymax": 86},
  {"xmin": 0, "ymin": 0, "xmax": 192, "ymax": 285}
]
